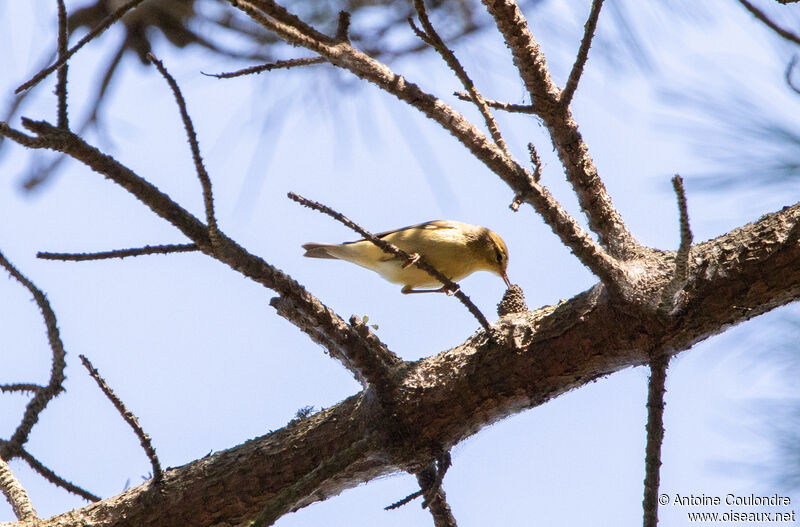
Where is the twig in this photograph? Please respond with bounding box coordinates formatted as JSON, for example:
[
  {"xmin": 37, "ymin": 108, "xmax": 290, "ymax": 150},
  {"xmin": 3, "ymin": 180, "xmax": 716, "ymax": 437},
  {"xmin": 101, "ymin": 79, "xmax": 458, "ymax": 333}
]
[
  {"xmin": 528, "ymin": 142, "xmax": 543, "ymax": 182},
  {"xmin": 147, "ymin": 53, "xmax": 220, "ymax": 249},
  {"xmin": 80, "ymin": 354, "xmax": 163, "ymax": 483},
  {"xmin": 0, "ymin": 384, "xmax": 43, "ymax": 394},
  {"xmin": 17, "ymin": 447, "xmax": 100, "ymax": 502},
  {"xmin": 336, "ymin": 11, "xmax": 351, "ymax": 42},
  {"xmin": 411, "ymin": 0, "xmax": 511, "ymax": 158},
  {"xmin": 642, "ymin": 354, "xmax": 669, "ymax": 527},
  {"xmin": 56, "ymin": 0, "xmax": 69, "ymax": 129},
  {"xmin": 0, "ymin": 250, "xmax": 66, "ymax": 460},
  {"xmin": 738, "ymin": 0, "xmax": 800, "ymax": 45},
  {"xmin": 560, "ymin": 0, "xmax": 605, "ymax": 107},
  {"xmin": 786, "ymin": 56, "xmax": 800, "ymax": 95},
  {"xmin": 658, "ymin": 175, "xmax": 693, "ymax": 315},
  {"xmin": 288, "ymin": 192, "xmax": 492, "ymax": 330},
  {"xmin": 387, "ymin": 451, "xmax": 456, "ymax": 527},
  {"xmin": 0, "ymin": 455, "xmax": 37, "ymax": 521},
  {"xmin": 15, "ymin": 0, "xmax": 148, "ymax": 94},
  {"xmin": 38, "ymin": 243, "xmax": 199, "ymax": 261},
  {"xmin": 202, "ymin": 57, "xmax": 326, "ymax": 79},
  {"xmin": 453, "ymin": 91, "xmax": 535, "ymax": 113}
]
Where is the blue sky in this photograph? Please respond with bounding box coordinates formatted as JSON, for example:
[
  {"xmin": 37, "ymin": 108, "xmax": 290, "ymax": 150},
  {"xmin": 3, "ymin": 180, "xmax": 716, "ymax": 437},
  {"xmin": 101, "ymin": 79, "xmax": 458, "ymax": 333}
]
[{"xmin": 2, "ymin": 1, "xmax": 800, "ymax": 525}]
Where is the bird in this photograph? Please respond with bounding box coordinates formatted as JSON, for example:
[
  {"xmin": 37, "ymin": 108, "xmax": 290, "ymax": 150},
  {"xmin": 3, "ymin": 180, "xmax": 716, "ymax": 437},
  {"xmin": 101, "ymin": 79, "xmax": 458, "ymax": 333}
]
[{"xmin": 302, "ymin": 220, "xmax": 510, "ymax": 294}]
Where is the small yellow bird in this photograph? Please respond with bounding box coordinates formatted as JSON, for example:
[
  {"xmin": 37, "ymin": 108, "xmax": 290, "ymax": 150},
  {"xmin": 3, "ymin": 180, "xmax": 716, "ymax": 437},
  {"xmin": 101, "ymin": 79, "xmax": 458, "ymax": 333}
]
[{"xmin": 302, "ymin": 220, "xmax": 511, "ymax": 294}]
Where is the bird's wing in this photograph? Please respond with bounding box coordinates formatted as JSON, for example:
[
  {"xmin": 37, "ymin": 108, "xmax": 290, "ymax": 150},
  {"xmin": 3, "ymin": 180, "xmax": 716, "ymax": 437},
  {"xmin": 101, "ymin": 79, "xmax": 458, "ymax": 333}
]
[{"xmin": 344, "ymin": 220, "xmax": 456, "ymax": 244}]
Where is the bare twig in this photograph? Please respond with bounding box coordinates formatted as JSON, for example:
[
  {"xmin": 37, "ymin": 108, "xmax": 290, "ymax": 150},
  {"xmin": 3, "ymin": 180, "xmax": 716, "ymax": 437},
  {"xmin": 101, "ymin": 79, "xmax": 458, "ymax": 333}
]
[
  {"xmin": 642, "ymin": 354, "xmax": 669, "ymax": 527},
  {"xmin": 147, "ymin": 53, "xmax": 220, "ymax": 249},
  {"xmin": 786, "ymin": 56, "xmax": 800, "ymax": 95},
  {"xmin": 454, "ymin": 91, "xmax": 535, "ymax": 113},
  {"xmin": 38, "ymin": 243, "xmax": 198, "ymax": 261},
  {"xmin": 0, "ymin": 455, "xmax": 37, "ymax": 521},
  {"xmin": 658, "ymin": 175, "xmax": 693, "ymax": 315},
  {"xmin": 80, "ymin": 354, "xmax": 163, "ymax": 483},
  {"xmin": 288, "ymin": 192, "xmax": 492, "ymax": 330},
  {"xmin": 16, "ymin": 0, "xmax": 148, "ymax": 94},
  {"xmin": 560, "ymin": 0, "xmax": 605, "ymax": 107},
  {"xmin": 0, "ymin": 250, "xmax": 66, "ymax": 460},
  {"xmin": 387, "ymin": 451, "xmax": 456, "ymax": 527},
  {"xmin": 511, "ymin": 143, "xmax": 543, "ymax": 211},
  {"xmin": 56, "ymin": 0, "xmax": 69, "ymax": 129},
  {"xmin": 0, "ymin": 384, "xmax": 43, "ymax": 394},
  {"xmin": 17, "ymin": 447, "xmax": 100, "ymax": 502},
  {"xmin": 202, "ymin": 57, "xmax": 326, "ymax": 79},
  {"xmin": 528, "ymin": 142, "xmax": 543, "ymax": 182},
  {"xmin": 738, "ymin": 0, "xmax": 800, "ymax": 45},
  {"xmin": 411, "ymin": 0, "xmax": 511, "ymax": 158},
  {"xmin": 336, "ymin": 11, "xmax": 351, "ymax": 42}
]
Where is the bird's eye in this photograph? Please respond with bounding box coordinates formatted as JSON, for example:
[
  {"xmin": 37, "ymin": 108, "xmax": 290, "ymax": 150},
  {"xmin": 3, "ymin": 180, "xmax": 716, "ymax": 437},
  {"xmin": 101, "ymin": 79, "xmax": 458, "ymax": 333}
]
[{"xmin": 494, "ymin": 247, "xmax": 504, "ymax": 265}]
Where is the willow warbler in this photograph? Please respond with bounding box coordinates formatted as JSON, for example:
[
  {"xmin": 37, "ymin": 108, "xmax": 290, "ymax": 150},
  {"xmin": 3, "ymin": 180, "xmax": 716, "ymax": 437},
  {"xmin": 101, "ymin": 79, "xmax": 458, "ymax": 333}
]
[{"xmin": 302, "ymin": 220, "xmax": 511, "ymax": 294}]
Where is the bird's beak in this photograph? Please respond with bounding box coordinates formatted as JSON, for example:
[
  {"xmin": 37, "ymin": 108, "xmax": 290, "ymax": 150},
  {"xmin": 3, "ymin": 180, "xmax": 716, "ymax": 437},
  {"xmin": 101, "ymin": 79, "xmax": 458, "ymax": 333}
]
[{"xmin": 502, "ymin": 272, "xmax": 511, "ymax": 288}]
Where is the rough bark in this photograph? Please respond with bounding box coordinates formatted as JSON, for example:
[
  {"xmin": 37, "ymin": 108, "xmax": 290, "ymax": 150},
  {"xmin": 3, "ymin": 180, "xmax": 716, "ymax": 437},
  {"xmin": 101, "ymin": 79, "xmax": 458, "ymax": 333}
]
[{"xmin": 18, "ymin": 201, "xmax": 800, "ymax": 527}]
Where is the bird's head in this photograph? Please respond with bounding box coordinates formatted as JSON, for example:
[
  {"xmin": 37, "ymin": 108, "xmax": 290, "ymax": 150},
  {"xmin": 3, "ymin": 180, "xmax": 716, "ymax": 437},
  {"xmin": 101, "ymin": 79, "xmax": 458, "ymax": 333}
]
[{"xmin": 473, "ymin": 228, "xmax": 511, "ymax": 288}]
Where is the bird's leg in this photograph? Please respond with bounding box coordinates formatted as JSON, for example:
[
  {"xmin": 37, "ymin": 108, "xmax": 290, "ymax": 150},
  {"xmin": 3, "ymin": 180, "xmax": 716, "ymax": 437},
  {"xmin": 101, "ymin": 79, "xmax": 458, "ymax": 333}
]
[{"xmin": 401, "ymin": 285, "xmax": 460, "ymax": 295}]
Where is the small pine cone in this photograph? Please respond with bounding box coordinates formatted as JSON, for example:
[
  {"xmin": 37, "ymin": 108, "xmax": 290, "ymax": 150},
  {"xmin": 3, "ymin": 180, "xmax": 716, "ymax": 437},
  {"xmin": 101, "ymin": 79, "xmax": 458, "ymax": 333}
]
[{"xmin": 497, "ymin": 284, "xmax": 527, "ymax": 316}]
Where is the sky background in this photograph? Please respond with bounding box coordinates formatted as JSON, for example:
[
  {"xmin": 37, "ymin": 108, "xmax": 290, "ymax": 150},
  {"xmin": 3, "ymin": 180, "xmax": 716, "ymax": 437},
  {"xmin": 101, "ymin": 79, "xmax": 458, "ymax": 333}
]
[{"xmin": 2, "ymin": 1, "xmax": 800, "ymax": 525}]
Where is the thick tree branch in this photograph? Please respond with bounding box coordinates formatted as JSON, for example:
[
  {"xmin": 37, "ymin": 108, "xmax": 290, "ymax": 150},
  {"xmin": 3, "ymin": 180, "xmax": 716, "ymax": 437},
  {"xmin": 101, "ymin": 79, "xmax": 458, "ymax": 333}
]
[
  {"xmin": 22, "ymin": 201, "xmax": 800, "ymax": 527},
  {"xmin": 481, "ymin": 0, "xmax": 639, "ymax": 258}
]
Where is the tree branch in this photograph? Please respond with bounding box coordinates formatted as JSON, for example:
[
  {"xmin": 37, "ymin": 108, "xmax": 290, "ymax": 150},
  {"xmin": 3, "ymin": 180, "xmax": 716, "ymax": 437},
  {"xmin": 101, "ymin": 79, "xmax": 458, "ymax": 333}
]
[
  {"xmin": 658, "ymin": 175, "xmax": 693, "ymax": 315},
  {"xmin": 31, "ymin": 201, "xmax": 800, "ymax": 527},
  {"xmin": 224, "ymin": 0, "xmax": 628, "ymax": 291},
  {"xmin": 38, "ymin": 244, "xmax": 199, "ymax": 261},
  {"xmin": 147, "ymin": 53, "xmax": 220, "ymax": 249},
  {"xmin": 3, "ymin": 119, "xmax": 395, "ymax": 389},
  {"xmin": 0, "ymin": 455, "xmax": 37, "ymax": 521},
  {"xmin": 411, "ymin": 0, "xmax": 511, "ymax": 158},
  {"xmin": 55, "ymin": 0, "xmax": 69, "ymax": 129},
  {"xmin": 738, "ymin": 0, "xmax": 800, "ymax": 45},
  {"xmin": 642, "ymin": 354, "xmax": 668, "ymax": 527},
  {"xmin": 0, "ymin": 250, "xmax": 66, "ymax": 461},
  {"xmin": 79, "ymin": 355, "xmax": 163, "ymax": 483},
  {"xmin": 560, "ymin": 0, "xmax": 604, "ymax": 108},
  {"xmin": 481, "ymin": 0, "xmax": 639, "ymax": 258},
  {"xmin": 15, "ymin": 0, "xmax": 148, "ymax": 94},
  {"xmin": 201, "ymin": 57, "xmax": 326, "ymax": 79}
]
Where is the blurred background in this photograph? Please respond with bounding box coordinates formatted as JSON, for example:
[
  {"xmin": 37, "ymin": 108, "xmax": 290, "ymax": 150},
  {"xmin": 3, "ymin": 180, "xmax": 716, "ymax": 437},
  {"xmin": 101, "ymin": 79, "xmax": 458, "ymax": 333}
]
[{"xmin": 2, "ymin": 0, "xmax": 800, "ymax": 524}]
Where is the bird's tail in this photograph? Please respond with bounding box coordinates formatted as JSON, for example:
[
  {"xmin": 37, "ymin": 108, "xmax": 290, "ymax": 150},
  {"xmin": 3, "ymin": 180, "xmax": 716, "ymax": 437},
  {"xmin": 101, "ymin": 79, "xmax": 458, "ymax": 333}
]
[{"xmin": 302, "ymin": 243, "xmax": 339, "ymax": 259}]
